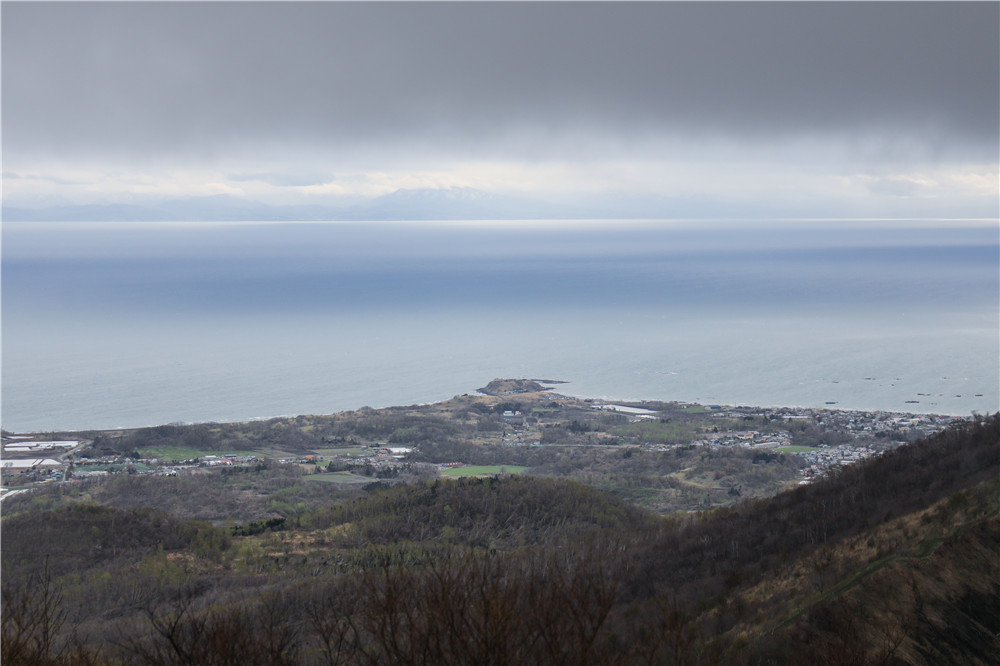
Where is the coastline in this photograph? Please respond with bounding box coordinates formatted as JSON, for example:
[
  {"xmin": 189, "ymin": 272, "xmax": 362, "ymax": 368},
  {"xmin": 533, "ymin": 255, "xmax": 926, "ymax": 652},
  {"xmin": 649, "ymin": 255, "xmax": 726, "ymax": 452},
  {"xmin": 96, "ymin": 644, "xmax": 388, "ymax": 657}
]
[{"xmin": 3, "ymin": 379, "xmax": 992, "ymax": 438}]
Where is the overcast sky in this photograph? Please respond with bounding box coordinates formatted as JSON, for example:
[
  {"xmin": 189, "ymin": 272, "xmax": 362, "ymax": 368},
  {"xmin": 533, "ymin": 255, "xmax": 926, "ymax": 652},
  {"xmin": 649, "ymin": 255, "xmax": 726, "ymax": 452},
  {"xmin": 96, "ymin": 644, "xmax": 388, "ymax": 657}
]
[{"xmin": 3, "ymin": 1, "xmax": 998, "ymax": 218}]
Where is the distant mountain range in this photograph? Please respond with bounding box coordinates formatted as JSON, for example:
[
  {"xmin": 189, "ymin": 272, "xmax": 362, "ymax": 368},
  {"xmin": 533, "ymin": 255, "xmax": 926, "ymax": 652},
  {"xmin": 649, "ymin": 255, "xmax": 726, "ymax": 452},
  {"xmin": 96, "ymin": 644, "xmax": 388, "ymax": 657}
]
[
  {"xmin": 3, "ymin": 187, "xmax": 578, "ymax": 222},
  {"xmin": 2, "ymin": 187, "xmax": 803, "ymax": 222}
]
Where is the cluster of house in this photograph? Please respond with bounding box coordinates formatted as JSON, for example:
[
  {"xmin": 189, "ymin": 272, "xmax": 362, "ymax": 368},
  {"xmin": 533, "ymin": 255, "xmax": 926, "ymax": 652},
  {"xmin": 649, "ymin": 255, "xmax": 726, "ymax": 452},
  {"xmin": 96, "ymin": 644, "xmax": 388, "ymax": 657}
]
[
  {"xmin": 712, "ymin": 405, "xmax": 967, "ymax": 437},
  {"xmin": 796, "ymin": 444, "xmax": 881, "ymax": 480},
  {"xmin": 811, "ymin": 410, "xmax": 966, "ymax": 438},
  {"xmin": 692, "ymin": 430, "xmax": 793, "ymax": 449}
]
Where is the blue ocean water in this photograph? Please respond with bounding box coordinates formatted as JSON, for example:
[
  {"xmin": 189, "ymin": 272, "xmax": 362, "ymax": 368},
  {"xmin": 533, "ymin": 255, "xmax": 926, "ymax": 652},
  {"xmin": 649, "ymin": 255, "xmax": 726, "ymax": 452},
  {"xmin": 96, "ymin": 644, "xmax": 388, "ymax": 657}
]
[{"xmin": 3, "ymin": 219, "xmax": 997, "ymax": 432}]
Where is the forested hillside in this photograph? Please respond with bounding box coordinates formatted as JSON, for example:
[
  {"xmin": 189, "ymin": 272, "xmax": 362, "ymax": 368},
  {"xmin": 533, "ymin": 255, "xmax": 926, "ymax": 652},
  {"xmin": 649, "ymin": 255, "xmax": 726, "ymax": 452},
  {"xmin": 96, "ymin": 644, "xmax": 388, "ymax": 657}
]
[{"xmin": 2, "ymin": 414, "xmax": 997, "ymax": 664}]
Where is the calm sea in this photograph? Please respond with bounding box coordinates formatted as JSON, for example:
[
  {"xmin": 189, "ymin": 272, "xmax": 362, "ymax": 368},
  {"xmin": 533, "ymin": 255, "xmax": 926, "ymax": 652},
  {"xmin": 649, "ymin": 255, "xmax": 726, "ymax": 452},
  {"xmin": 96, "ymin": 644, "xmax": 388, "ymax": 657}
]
[{"xmin": 3, "ymin": 219, "xmax": 997, "ymax": 432}]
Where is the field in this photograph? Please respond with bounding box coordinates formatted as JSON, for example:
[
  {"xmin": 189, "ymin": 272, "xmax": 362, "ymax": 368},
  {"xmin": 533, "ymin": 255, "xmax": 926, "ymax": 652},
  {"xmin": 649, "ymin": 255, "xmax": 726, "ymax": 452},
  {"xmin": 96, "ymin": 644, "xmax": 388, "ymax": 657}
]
[
  {"xmin": 440, "ymin": 465, "xmax": 529, "ymax": 478},
  {"xmin": 776, "ymin": 446, "xmax": 823, "ymax": 454},
  {"xmin": 313, "ymin": 447, "xmax": 369, "ymax": 457},
  {"xmin": 303, "ymin": 471, "xmax": 373, "ymax": 485}
]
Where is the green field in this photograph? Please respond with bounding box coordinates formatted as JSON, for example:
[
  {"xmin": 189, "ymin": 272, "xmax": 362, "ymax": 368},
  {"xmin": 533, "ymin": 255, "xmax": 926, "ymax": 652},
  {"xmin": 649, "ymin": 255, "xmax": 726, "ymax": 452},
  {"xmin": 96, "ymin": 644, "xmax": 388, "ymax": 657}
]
[
  {"xmin": 776, "ymin": 446, "xmax": 823, "ymax": 454},
  {"xmin": 303, "ymin": 472, "xmax": 372, "ymax": 485},
  {"xmin": 313, "ymin": 447, "xmax": 369, "ymax": 457},
  {"xmin": 440, "ymin": 465, "xmax": 529, "ymax": 478}
]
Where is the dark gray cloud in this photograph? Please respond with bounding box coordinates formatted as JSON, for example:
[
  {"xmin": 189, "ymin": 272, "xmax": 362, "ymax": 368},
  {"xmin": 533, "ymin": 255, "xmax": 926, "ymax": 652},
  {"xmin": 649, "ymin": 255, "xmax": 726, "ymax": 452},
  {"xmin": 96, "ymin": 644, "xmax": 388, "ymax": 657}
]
[{"xmin": 3, "ymin": 1, "xmax": 997, "ymax": 165}]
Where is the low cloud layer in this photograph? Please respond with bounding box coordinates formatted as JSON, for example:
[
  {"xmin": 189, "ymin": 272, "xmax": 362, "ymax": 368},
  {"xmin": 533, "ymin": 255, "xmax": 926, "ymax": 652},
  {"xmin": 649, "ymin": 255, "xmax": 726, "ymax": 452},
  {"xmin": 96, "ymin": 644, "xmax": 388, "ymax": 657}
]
[{"xmin": 3, "ymin": 2, "xmax": 997, "ymax": 217}]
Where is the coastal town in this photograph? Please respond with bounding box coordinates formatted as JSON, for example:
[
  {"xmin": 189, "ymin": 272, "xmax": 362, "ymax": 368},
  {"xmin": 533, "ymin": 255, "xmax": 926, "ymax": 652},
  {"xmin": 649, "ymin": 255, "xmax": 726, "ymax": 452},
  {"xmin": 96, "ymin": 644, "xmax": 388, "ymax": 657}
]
[{"xmin": 1, "ymin": 383, "xmax": 975, "ymax": 499}]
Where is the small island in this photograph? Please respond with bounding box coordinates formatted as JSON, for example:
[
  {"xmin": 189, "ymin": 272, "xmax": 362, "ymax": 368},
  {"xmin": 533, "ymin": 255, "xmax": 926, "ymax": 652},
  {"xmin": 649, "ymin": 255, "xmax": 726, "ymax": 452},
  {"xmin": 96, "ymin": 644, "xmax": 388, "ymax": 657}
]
[{"xmin": 476, "ymin": 377, "xmax": 563, "ymax": 396}]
